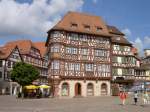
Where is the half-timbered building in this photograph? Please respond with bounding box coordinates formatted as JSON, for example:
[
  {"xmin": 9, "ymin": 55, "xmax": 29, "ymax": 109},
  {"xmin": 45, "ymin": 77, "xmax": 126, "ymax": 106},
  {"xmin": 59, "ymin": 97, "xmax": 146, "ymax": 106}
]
[
  {"xmin": 46, "ymin": 12, "xmax": 112, "ymax": 97},
  {"xmin": 0, "ymin": 40, "xmax": 48, "ymax": 95},
  {"xmin": 0, "ymin": 45, "xmax": 22, "ymax": 95},
  {"xmin": 107, "ymin": 25, "xmax": 141, "ymax": 91}
]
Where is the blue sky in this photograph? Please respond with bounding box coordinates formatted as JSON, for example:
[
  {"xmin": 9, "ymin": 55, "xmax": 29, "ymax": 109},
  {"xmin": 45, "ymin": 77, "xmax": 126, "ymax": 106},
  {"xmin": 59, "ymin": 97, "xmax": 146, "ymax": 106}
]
[{"xmin": 0, "ymin": 0, "xmax": 150, "ymax": 55}]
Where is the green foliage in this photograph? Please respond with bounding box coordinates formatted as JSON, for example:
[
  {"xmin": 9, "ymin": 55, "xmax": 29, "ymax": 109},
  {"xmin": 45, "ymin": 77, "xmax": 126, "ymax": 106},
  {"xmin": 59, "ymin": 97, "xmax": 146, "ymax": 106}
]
[{"xmin": 11, "ymin": 62, "xmax": 39, "ymax": 86}]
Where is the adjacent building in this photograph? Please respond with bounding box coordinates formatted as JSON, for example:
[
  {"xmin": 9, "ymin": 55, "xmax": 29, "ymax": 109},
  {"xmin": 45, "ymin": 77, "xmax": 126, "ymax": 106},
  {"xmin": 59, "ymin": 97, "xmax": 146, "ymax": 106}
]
[
  {"xmin": 107, "ymin": 25, "xmax": 141, "ymax": 90},
  {"xmin": 0, "ymin": 40, "xmax": 48, "ymax": 95},
  {"xmin": 0, "ymin": 45, "xmax": 22, "ymax": 95}
]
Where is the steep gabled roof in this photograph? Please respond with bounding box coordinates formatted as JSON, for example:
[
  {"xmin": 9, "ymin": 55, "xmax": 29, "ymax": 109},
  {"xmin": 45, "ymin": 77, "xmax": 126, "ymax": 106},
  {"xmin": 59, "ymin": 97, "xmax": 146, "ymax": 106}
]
[
  {"xmin": 33, "ymin": 42, "xmax": 47, "ymax": 57},
  {"xmin": 1, "ymin": 40, "xmax": 47, "ymax": 58},
  {"xmin": 48, "ymin": 11, "xmax": 111, "ymax": 37},
  {"xmin": 111, "ymin": 36, "xmax": 132, "ymax": 45},
  {"xmin": 107, "ymin": 25, "xmax": 132, "ymax": 46},
  {"xmin": 5, "ymin": 40, "xmax": 33, "ymax": 54},
  {"xmin": 107, "ymin": 25, "xmax": 124, "ymax": 36},
  {"xmin": 0, "ymin": 45, "xmax": 18, "ymax": 59}
]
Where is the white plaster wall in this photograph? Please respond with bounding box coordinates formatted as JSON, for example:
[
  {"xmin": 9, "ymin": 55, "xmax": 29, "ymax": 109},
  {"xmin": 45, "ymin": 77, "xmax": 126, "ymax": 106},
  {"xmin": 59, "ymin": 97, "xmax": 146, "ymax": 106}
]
[{"xmin": 58, "ymin": 80, "xmax": 111, "ymax": 98}]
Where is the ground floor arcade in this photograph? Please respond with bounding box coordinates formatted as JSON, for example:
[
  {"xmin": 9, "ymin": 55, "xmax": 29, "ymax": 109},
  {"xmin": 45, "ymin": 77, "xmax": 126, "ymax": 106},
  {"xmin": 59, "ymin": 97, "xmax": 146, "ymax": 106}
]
[{"xmin": 51, "ymin": 79, "xmax": 111, "ymax": 97}]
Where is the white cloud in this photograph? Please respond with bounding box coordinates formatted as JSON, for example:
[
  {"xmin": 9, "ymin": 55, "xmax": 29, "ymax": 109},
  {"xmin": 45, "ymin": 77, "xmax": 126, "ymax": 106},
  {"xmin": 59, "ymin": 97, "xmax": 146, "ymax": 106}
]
[
  {"xmin": 93, "ymin": 0, "xmax": 98, "ymax": 4},
  {"xmin": 121, "ymin": 28, "xmax": 131, "ymax": 38},
  {"xmin": 0, "ymin": 0, "xmax": 84, "ymax": 38},
  {"xmin": 132, "ymin": 37, "xmax": 143, "ymax": 56},
  {"xmin": 144, "ymin": 36, "xmax": 150, "ymax": 44}
]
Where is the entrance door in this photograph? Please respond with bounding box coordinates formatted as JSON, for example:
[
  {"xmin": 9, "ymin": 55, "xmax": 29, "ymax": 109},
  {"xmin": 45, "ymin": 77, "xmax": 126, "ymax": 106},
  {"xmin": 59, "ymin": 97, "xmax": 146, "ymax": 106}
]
[{"xmin": 75, "ymin": 83, "xmax": 81, "ymax": 96}]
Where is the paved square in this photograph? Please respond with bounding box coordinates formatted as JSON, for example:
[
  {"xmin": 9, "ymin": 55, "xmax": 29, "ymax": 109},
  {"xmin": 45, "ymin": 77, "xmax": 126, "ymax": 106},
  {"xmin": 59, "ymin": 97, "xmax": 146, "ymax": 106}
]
[{"xmin": 0, "ymin": 95, "xmax": 150, "ymax": 112}]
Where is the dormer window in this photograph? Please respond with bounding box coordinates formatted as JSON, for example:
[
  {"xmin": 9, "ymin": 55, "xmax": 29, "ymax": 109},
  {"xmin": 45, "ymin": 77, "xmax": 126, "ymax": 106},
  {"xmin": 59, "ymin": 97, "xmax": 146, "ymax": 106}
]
[
  {"xmin": 84, "ymin": 25, "xmax": 90, "ymax": 31},
  {"xmin": 71, "ymin": 23, "xmax": 78, "ymax": 28},
  {"xmin": 96, "ymin": 27, "xmax": 102, "ymax": 32}
]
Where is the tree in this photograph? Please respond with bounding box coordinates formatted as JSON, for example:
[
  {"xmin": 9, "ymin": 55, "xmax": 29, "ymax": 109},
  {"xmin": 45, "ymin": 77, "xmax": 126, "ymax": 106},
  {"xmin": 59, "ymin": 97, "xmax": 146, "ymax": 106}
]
[{"xmin": 11, "ymin": 62, "xmax": 40, "ymax": 97}]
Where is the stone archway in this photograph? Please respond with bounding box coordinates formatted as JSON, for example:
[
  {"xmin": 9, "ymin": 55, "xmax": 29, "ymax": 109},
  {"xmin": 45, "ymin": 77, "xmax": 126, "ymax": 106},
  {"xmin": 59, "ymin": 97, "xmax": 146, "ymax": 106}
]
[
  {"xmin": 87, "ymin": 83, "xmax": 94, "ymax": 96},
  {"xmin": 61, "ymin": 82, "xmax": 69, "ymax": 96},
  {"xmin": 75, "ymin": 83, "xmax": 81, "ymax": 96},
  {"xmin": 101, "ymin": 83, "xmax": 107, "ymax": 95}
]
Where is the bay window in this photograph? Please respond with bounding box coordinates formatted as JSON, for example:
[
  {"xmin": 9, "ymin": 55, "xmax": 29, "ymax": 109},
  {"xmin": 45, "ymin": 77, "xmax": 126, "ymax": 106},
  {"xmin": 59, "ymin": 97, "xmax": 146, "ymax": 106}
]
[
  {"xmin": 51, "ymin": 45, "xmax": 60, "ymax": 53},
  {"xmin": 51, "ymin": 61, "xmax": 59, "ymax": 69}
]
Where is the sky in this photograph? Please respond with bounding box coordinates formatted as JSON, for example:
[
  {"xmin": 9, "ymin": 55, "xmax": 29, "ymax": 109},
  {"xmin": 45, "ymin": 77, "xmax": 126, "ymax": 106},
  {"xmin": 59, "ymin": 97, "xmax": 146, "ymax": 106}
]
[{"xmin": 0, "ymin": 0, "xmax": 150, "ymax": 55}]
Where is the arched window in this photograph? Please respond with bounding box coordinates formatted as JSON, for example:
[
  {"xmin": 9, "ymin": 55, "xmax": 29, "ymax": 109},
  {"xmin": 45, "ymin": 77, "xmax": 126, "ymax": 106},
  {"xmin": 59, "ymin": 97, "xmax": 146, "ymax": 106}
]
[
  {"xmin": 87, "ymin": 83, "xmax": 94, "ymax": 96},
  {"xmin": 61, "ymin": 83, "xmax": 69, "ymax": 96},
  {"xmin": 101, "ymin": 83, "xmax": 107, "ymax": 95}
]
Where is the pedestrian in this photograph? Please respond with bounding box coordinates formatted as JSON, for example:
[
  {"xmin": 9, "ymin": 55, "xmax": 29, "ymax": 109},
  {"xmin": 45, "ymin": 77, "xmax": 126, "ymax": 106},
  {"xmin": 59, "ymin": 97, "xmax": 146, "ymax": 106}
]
[
  {"xmin": 142, "ymin": 91, "xmax": 149, "ymax": 105},
  {"xmin": 133, "ymin": 91, "xmax": 138, "ymax": 105},
  {"xmin": 119, "ymin": 91, "xmax": 127, "ymax": 105}
]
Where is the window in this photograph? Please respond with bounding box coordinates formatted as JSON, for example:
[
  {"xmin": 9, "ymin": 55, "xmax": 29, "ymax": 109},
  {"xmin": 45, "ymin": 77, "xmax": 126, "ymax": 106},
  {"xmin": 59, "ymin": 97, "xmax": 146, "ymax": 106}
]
[
  {"xmin": 51, "ymin": 61, "xmax": 59, "ymax": 69},
  {"xmin": 114, "ymin": 45, "xmax": 120, "ymax": 50},
  {"xmin": 51, "ymin": 31, "xmax": 62, "ymax": 38},
  {"xmin": 85, "ymin": 64, "xmax": 93, "ymax": 71},
  {"xmin": 96, "ymin": 27, "xmax": 102, "ymax": 32},
  {"xmin": 112, "ymin": 68, "xmax": 117, "ymax": 75},
  {"xmin": 0, "ymin": 60, "xmax": 2, "ymax": 67},
  {"xmin": 120, "ymin": 46, "xmax": 124, "ymax": 51},
  {"xmin": 7, "ymin": 71, "xmax": 10, "ymax": 79},
  {"xmin": 0, "ymin": 71, "xmax": 2, "ymax": 78},
  {"xmin": 112, "ymin": 56, "xmax": 117, "ymax": 63},
  {"xmin": 66, "ymin": 47, "xmax": 77, "ymax": 54},
  {"xmin": 124, "ymin": 46, "xmax": 130, "ymax": 52},
  {"xmin": 74, "ymin": 63, "xmax": 80, "ymax": 71},
  {"xmin": 7, "ymin": 61, "xmax": 11, "ymax": 68},
  {"xmin": 12, "ymin": 62, "xmax": 16, "ymax": 67},
  {"xmin": 84, "ymin": 25, "xmax": 90, "ymax": 31},
  {"xmin": 95, "ymin": 49, "xmax": 108, "ymax": 57},
  {"xmin": 68, "ymin": 33, "xmax": 78, "ymax": 41},
  {"xmin": 66, "ymin": 63, "xmax": 80, "ymax": 71},
  {"xmin": 51, "ymin": 45, "xmax": 60, "ymax": 53},
  {"xmin": 81, "ymin": 48, "xmax": 88, "ymax": 55},
  {"xmin": 98, "ymin": 64, "xmax": 110, "ymax": 72},
  {"xmin": 80, "ymin": 35, "xmax": 88, "ymax": 42},
  {"xmin": 71, "ymin": 23, "xmax": 78, "ymax": 29}
]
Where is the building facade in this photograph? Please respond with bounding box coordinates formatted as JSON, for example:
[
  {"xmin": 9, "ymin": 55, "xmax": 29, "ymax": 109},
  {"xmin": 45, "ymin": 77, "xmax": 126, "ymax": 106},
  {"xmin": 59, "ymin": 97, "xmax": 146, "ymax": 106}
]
[
  {"xmin": 0, "ymin": 46, "xmax": 22, "ymax": 95},
  {"xmin": 0, "ymin": 40, "xmax": 48, "ymax": 95},
  {"xmin": 107, "ymin": 26, "xmax": 141, "ymax": 91},
  {"xmin": 46, "ymin": 12, "xmax": 112, "ymax": 97}
]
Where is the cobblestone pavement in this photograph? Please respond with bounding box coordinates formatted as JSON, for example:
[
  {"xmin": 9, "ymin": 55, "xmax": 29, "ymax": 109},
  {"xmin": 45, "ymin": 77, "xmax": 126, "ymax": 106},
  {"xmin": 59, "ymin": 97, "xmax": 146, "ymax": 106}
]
[{"xmin": 0, "ymin": 95, "xmax": 150, "ymax": 112}]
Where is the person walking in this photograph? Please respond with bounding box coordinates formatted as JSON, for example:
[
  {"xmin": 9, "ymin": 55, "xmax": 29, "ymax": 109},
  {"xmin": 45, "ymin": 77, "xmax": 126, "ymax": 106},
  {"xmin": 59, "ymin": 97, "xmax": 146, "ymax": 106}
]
[
  {"xmin": 133, "ymin": 91, "xmax": 138, "ymax": 105},
  {"xmin": 142, "ymin": 91, "xmax": 149, "ymax": 105},
  {"xmin": 119, "ymin": 91, "xmax": 127, "ymax": 105}
]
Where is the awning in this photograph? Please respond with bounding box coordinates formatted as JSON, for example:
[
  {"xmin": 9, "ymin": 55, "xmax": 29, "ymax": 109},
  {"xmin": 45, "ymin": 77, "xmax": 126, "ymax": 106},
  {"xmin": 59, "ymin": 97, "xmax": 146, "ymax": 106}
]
[
  {"xmin": 25, "ymin": 85, "xmax": 39, "ymax": 89},
  {"xmin": 39, "ymin": 85, "xmax": 50, "ymax": 89}
]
